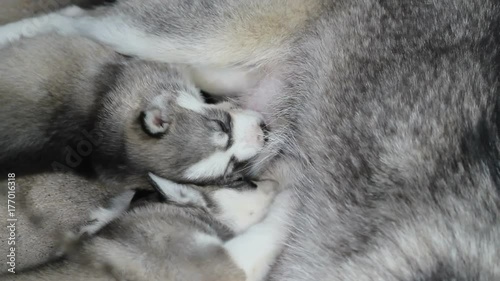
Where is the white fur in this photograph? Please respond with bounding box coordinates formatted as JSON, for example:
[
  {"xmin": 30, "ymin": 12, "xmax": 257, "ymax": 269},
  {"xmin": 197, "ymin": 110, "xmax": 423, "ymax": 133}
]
[
  {"xmin": 74, "ymin": 17, "xmax": 215, "ymax": 64},
  {"xmin": 189, "ymin": 66, "xmax": 263, "ymax": 96},
  {"xmin": 148, "ymin": 175, "xmax": 291, "ymax": 281},
  {"xmin": 143, "ymin": 109, "xmax": 168, "ymax": 134},
  {"xmin": 193, "ymin": 232, "xmax": 222, "ymax": 246},
  {"xmin": 0, "ymin": 14, "xmax": 63, "ymax": 47},
  {"xmin": 149, "ymin": 173, "xmax": 207, "ymax": 207},
  {"xmin": 80, "ymin": 190, "xmax": 134, "ymax": 235},
  {"xmin": 59, "ymin": 6, "xmax": 87, "ymax": 17},
  {"xmin": 229, "ymin": 109, "xmax": 266, "ymax": 161},
  {"xmin": 0, "ymin": 9, "xmax": 216, "ymax": 63},
  {"xmin": 212, "ymin": 132, "xmax": 230, "ymax": 148},
  {"xmin": 212, "ymin": 180, "xmax": 278, "ymax": 233},
  {"xmin": 77, "ymin": 173, "xmax": 288, "ymax": 281},
  {"xmin": 176, "ymin": 91, "xmax": 205, "ymax": 113},
  {"xmin": 184, "ymin": 109, "xmax": 265, "ymax": 180},
  {"xmin": 143, "ymin": 93, "xmax": 172, "ymax": 134},
  {"xmin": 224, "ymin": 190, "xmax": 293, "ymax": 281},
  {"xmin": 184, "ymin": 151, "xmax": 232, "ymax": 180},
  {"xmin": 0, "ymin": 5, "xmax": 95, "ymax": 48}
]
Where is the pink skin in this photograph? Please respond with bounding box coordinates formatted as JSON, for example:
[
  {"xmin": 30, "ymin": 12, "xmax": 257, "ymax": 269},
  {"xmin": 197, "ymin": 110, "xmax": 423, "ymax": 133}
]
[{"xmin": 241, "ymin": 74, "xmax": 285, "ymax": 123}]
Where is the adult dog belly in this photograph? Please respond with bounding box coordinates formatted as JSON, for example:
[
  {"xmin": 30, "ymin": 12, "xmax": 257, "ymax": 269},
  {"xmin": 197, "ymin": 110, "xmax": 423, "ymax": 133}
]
[
  {"xmin": 262, "ymin": 0, "xmax": 500, "ymax": 280},
  {"xmin": 190, "ymin": 65, "xmax": 285, "ymax": 122}
]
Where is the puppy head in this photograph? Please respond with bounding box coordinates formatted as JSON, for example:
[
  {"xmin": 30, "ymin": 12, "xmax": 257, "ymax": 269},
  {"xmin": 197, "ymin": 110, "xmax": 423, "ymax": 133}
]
[
  {"xmin": 148, "ymin": 173, "xmax": 278, "ymax": 233},
  {"xmin": 129, "ymin": 87, "xmax": 268, "ymax": 185}
]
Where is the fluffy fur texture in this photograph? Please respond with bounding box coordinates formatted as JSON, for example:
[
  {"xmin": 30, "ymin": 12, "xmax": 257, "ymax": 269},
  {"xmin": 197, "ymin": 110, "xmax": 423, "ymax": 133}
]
[
  {"xmin": 0, "ymin": 0, "xmax": 108, "ymax": 25},
  {"xmin": 0, "ymin": 172, "xmax": 122, "ymax": 272},
  {"xmin": 0, "ymin": 34, "xmax": 267, "ymax": 187},
  {"xmin": 1, "ymin": 0, "xmax": 499, "ymax": 280},
  {"xmin": 7, "ymin": 175, "xmax": 292, "ymax": 281}
]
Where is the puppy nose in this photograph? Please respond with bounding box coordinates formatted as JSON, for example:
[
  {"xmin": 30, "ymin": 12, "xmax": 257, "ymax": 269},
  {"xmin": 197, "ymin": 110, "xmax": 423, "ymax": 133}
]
[{"xmin": 259, "ymin": 122, "xmax": 269, "ymax": 143}]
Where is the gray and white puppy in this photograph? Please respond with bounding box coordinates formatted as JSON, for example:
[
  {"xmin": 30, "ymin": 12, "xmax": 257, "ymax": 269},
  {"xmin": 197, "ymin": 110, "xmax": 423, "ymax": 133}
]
[
  {"xmin": 6, "ymin": 174, "xmax": 292, "ymax": 281},
  {"xmin": 0, "ymin": 34, "xmax": 267, "ymax": 186},
  {"xmin": 0, "ymin": 172, "xmax": 122, "ymax": 273},
  {"xmin": 1, "ymin": 1, "xmax": 500, "ymax": 280}
]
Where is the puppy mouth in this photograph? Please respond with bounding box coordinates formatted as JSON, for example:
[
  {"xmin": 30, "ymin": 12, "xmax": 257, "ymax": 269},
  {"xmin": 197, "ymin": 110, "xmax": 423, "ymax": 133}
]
[
  {"xmin": 220, "ymin": 158, "xmax": 252, "ymax": 183},
  {"xmin": 233, "ymin": 159, "xmax": 251, "ymax": 173}
]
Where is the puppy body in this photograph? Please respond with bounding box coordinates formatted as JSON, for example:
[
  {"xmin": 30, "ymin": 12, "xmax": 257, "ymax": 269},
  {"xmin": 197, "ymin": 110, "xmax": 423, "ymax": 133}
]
[
  {"xmin": 0, "ymin": 172, "xmax": 122, "ymax": 273},
  {"xmin": 0, "ymin": 34, "xmax": 266, "ymax": 186},
  {"xmin": 6, "ymin": 176, "xmax": 292, "ymax": 281}
]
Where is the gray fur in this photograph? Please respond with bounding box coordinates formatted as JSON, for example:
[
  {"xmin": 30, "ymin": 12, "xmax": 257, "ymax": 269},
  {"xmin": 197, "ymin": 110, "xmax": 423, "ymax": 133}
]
[
  {"xmin": 0, "ymin": 34, "xmax": 265, "ymax": 186},
  {"xmin": 0, "ymin": 0, "xmax": 499, "ymax": 280},
  {"xmin": 5, "ymin": 177, "xmax": 284, "ymax": 281},
  {"xmin": 6, "ymin": 205, "xmax": 244, "ymax": 281},
  {"xmin": 0, "ymin": 0, "xmax": 108, "ymax": 25},
  {"xmin": 0, "ymin": 172, "xmax": 122, "ymax": 273}
]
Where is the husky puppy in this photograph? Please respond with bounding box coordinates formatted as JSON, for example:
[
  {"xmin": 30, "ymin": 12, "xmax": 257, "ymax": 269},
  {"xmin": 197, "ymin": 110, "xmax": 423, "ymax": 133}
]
[
  {"xmin": 0, "ymin": 172, "xmax": 123, "ymax": 273},
  {"xmin": 6, "ymin": 174, "xmax": 292, "ymax": 281},
  {"xmin": 1, "ymin": 1, "xmax": 500, "ymax": 280},
  {"xmin": 0, "ymin": 34, "xmax": 267, "ymax": 186}
]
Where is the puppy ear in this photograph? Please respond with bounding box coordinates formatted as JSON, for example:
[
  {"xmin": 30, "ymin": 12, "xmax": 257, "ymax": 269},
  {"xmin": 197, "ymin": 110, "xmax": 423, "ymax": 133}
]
[
  {"xmin": 140, "ymin": 109, "xmax": 170, "ymax": 137},
  {"xmin": 140, "ymin": 94, "xmax": 172, "ymax": 138},
  {"xmin": 148, "ymin": 173, "xmax": 207, "ymax": 207}
]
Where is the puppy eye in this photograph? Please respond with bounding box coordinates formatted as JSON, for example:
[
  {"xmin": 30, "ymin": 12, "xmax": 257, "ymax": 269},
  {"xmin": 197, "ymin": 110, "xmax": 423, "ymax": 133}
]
[{"xmin": 210, "ymin": 119, "xmax": 229, "ymax": 133}]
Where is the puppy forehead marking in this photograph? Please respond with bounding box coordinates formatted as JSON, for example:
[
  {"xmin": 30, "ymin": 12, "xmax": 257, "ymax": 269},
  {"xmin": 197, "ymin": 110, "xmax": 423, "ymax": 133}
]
[
  {"xmin": 184, "ymin": 151, "xmax": 232, "ymax": 180},
  {"xmin": 151, "ymin": 92, "xmax": 168, "ymax": 107},
  {"xmin": 212, "ymin": 133, "xmax": 230, "ymax": 148},
  {"xmin": 176, "ymin": 90, "xmax": 205, "ymax": 113},
  {"xmin": 193, "ymin": 232, "xmax": 222, "ymax": 246}
]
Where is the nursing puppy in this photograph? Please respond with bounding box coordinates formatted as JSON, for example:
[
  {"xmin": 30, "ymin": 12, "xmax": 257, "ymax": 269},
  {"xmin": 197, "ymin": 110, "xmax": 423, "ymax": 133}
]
[
  {"xmin": 1, "ymin": 1, "xmax": 500, "ymax": 280},
  {"xmin": 6, "ymin": 174, "xmax": 292, "ymax": 281},
  {"xmin": 0, "ymin": 34, "xmax": 267, "ymax": 187}
]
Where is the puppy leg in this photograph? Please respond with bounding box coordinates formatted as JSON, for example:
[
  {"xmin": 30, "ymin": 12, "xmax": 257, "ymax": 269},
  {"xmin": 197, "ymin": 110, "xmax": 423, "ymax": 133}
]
[
  {"xmin": 0, "ymin": 0, "xmax": 310, "ymax": 95},
  {"xmin": 223, "ymin": 189, "xmax": 294, "ymax": 281},
  {"xmin": 0, "ymin": 5, "xmax": 247, "ymax": 64},
  {"xmin": 0, "ymin": 6, "xmax": 87, "ymax": 48},
  {"xmin": 0, "ymin": 0, "xmax": 307, "ymax": 64},
  {"xmin": 79, "ymin": 190, "xmax": 135, "ymax": 236},
  {"xmin": 211, "ymin": 180, "xmax": 279, "ymax": 234}
]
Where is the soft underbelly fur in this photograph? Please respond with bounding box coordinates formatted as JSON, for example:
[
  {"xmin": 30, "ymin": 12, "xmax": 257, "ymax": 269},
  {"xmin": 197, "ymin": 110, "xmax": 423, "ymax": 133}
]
[{"xmin": 264, "ymin": 1, "xmax": 500, "ymax": 280}]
